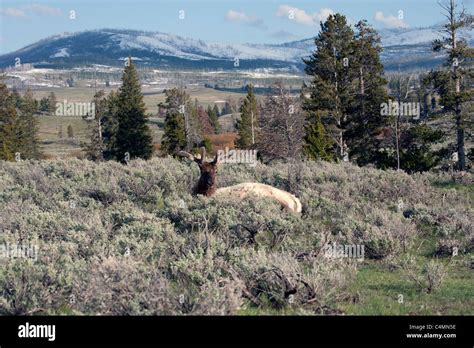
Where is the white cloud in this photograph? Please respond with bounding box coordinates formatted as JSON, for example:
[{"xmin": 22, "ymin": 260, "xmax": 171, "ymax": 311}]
[
  {"xmin": 276, "ymin": 5, "xmax": 334, "ymax": 26},
  {"xmin": 374, "ymin": 11, "xmax": 409, "ymax": 29},
  {"xmin": 0, "ymin": 4, "xmax": 62, "ymax": 18},
  {"xmin": 225, "ymin": 10, "xmax": 266, "ymax": 29},
  {"xmin": 22, "ymin": 4, "xmax": 62, "ymax": 16},
  {"xmin": 0, "ymin": 8, "xmax": 27, "ymax": 17}
]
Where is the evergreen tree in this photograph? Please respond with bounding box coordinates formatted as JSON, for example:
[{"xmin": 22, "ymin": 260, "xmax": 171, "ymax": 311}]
[
  {"xmin": 48, "ymin": 92, "xmax": 57, "ymax": 115},
  {"xmin": 17, "ymin": 88, "xmax": 41, "ymax": 159},
  {"xmin": 398, "ymin": 124, "xmax": 444, "ymax": 173},
  {"xmin": 207, "ymin": 104, "xmax": 220, "ymax": 133},
  {"xmin": 113, "ymin": 57, "xmax": 153, "ymax": 161},
  {"xmin": 303, "ymin": 112, "xmax": 334, "ymax": 161},
  {"xmin": 160, "ymin": 88, "xmax": 188, "ymax": 154},
  {"xmin": 430, "ymin": 0, "xmax": 473, "ymax": 170},
  {"xmin": 235, "ymin": 84, "xmax": 258, "ymax": 148},
  {"xmin": 348, "ymin": 20, "xmax": 389, "ymax": 166},
  {"xmin": 0, "ymin": 82, "xmax": 19, "ymax": 160},
  {"xmin": 11, "ymin": 88, "xmax": 22, "ymax": 108},
  {"xmin": 39, "ymin": 97, "xmax": 50, "ymax": 113},
  {"xmin": 212, "ymin": 104, "xmax": 220, "ymax": 119},
  {"xmin": 303, "ymin": 14, "xmax": 355, "ymax": 160},
  {"xmin": 0, "ymin": 84, "xmax": 41, "ymax": 161},
  {"xmin": 304, "ymin": 15, "xmax": 389, "ymax": 166},
  {"xmin": 201, "ymin": 137, "xmax": 213, "ymax": 153}
]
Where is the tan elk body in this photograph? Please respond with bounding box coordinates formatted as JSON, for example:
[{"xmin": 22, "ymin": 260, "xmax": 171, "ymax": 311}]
[{"xmin": 179, "ymin": 148, "xmax": 302, "ymax": 213}]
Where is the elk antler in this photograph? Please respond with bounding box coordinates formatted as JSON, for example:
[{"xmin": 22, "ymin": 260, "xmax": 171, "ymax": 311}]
[
  {"xmin": 178, "ymin": 147, "xmax": 209, "ymax": 164},
  {"xmin": 178, "ymin": 150, "xmax": 195, "ymax": 161}
]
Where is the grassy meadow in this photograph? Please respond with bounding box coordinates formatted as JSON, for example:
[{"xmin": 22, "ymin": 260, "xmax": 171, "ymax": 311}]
[{"xmin": 33, "ymin": 86, "xmax": 245, "ymax": 158}]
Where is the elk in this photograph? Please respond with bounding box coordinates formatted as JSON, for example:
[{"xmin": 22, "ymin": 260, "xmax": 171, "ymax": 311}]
[{"xmin": 178, "ymin": 148, "xmax": 302, "ymax": 213}]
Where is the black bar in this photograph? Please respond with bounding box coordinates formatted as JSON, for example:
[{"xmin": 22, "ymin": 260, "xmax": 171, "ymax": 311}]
[{"xmin": 0, "ymin": 316, "xmax": 473, "ymax": 346}]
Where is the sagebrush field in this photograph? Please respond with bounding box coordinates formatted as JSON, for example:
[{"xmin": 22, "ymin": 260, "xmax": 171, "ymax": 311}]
[{"xmin": 0, "ymin": 158, "xmax": 472, "ymax": 315}]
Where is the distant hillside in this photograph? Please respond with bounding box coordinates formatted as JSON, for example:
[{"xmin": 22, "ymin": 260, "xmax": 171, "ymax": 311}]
[{"xmin": 1, "ymin": 26, "xmax": 472, "ymax": 71}]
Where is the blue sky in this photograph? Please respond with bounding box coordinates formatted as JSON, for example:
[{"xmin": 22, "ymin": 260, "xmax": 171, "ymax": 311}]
[{"xmin": 1, "ymin": 0, "xmax": 473, "ymax": 54}]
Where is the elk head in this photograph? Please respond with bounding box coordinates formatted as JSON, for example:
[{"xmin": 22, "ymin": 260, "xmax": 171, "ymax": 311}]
[{"xmin": 178, "ymin": 147, "xmax": 219, "ymax": 196}]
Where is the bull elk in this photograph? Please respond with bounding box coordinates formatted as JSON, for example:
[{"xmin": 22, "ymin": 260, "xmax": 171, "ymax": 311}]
[{"xmin": 178, "ymin": 148, "xmax": 302, "ymax": 213}]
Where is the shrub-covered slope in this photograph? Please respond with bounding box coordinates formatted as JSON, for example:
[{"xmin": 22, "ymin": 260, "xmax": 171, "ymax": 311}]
[{"xmin": 0, "ymin": 158, "xmax": 472, "ymax": 315}]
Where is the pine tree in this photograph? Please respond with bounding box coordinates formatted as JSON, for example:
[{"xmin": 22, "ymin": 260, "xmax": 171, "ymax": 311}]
[
  {"xmin": 348, "ymin": 20, "xmax": 389, "ymax": 166},
  {"xmin": 0, "ymin": 84, "xmax": 41, "ymax": 160},
  {"xmin": 212, "ymin": 104, "xmax": 220, "ymax": 119},
  {"xmin": 48, "ymin": 92, "xmax": 57, "ymax": 115},
  {"xmin": 207, "ymin": 104, "xmax": 220, "ymax": 133},
  {"xmin": 160, "ymin": 88, "xmax": 188, "ymax": 155},
  {"xmin": 398, "ymin": 124, "xmax": 444, "ymax": 173},
  {"xmin": 303, "ymin": 112, "xmax": 334, "ymax": 161},
  {"xmin": 235, "ymin": 84, "xmax": 258, "ymax": 148},
  {"xmin": 303, "ymin": 14, "xmax": 355, "ymax": 160},
  {"xmin": 17, "ymin": 88, "xmax": 41, "ymax": 159},
  {"xmin": 11, "ymin": 88, "xmax": 22, "ymax": 108},
  {"xmin": 430, "ymin": 0, "xmax": 473, "ymax": 171},
  {"xmin": 113, "ymin": 57, "xmax": 153, "ymax": 161},
  {"xmin": 39, "ymin": 97, "xmax": 49, "ymax": 113},
  {"xmin": 0, "ymin": 84, "xmax": 40, "ymax": 160},
  {"xmin": 0, "ymin": 82, "xmax": 19, "ymax": 160}
]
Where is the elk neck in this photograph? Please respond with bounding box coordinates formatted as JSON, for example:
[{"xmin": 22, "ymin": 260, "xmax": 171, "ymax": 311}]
[{"xmin": 194, "ymin": 171, "xmax": 217, "ymax": 196}]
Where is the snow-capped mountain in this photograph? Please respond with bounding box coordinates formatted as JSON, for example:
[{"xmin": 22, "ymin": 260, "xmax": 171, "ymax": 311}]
[
  {"xmin": 1, "ymin": 26, "xmax": 472, "ymax": 71},
  {"xmin": 379, "ymin": 26, "xmax": 474, "ymax": 47}
]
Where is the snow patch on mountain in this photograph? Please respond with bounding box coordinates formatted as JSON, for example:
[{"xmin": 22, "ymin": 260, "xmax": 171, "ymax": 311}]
[
  {"xmin": 106, "ymin": 30, "xmax": 306, "ymax": 62},
  {"xmin": 380, "ymin": 26, "xmax": 474, "ymax": 46},
  {"xmin": 50, "ymin": 48, "xmax": 70, "ymax": 58}
]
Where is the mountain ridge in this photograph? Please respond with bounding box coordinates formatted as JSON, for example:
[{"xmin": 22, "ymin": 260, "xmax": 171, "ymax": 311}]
[{"xmin": 1, "ymin": 26, "xmax": 473, "ymax": 71}]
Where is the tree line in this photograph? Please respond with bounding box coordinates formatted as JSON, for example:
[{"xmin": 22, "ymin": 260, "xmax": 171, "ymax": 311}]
[
  {"xmin": 1, "ymin": 0, "xmax": 472, "ymax": 172},
  {"xmin": 163, "ymin": 5, "xmax": 471, "ymax": 173},
  {"xmin": 0, "ymin": 85, "xmax": 41, "ymax": 160}
]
